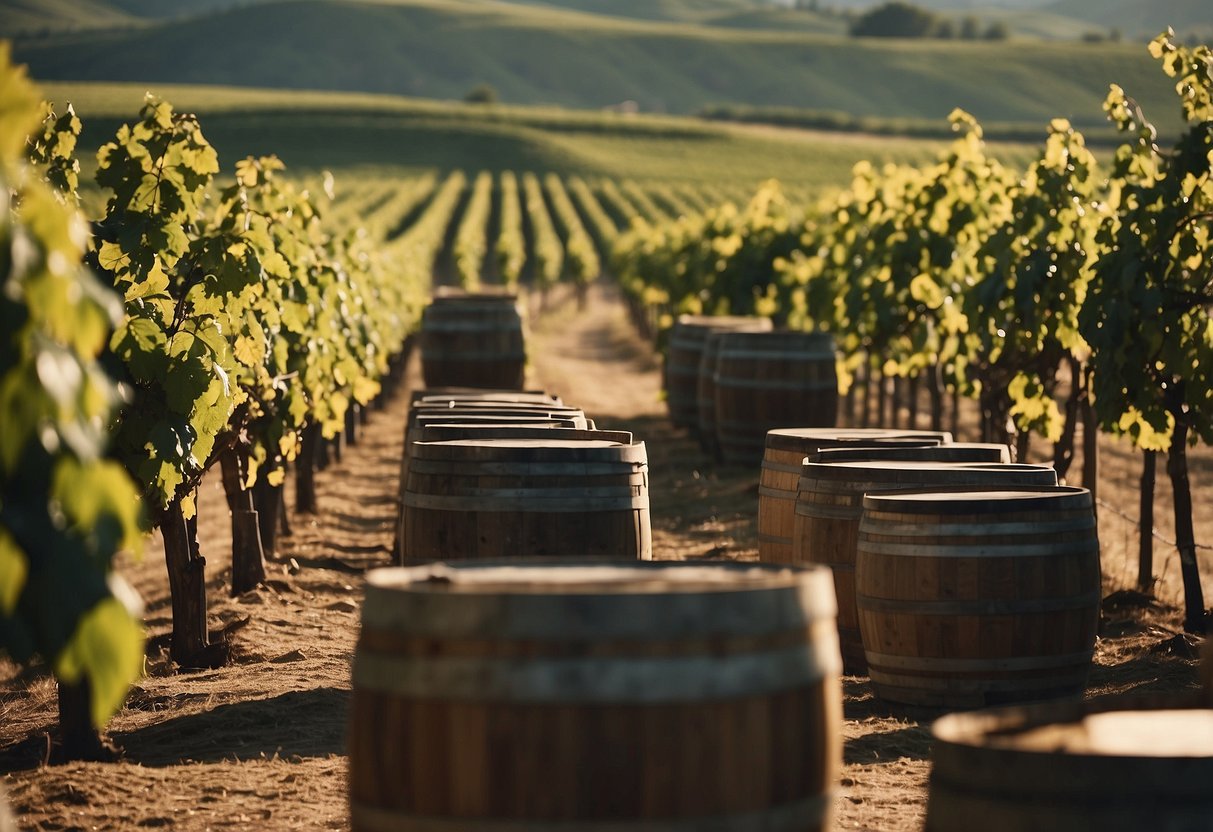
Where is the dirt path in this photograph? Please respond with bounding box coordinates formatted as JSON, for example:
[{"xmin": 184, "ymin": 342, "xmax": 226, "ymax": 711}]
[{"xmin": 2, "ymin": 279, "xmax": 1207, "ymax": 831}]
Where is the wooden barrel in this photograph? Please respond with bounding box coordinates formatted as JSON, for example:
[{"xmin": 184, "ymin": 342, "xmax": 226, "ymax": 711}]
[
  {"xmin": 420, "ymin": 293, "xmax": 526, "ymax": 389},
  {"xmin": 758, "ymin": 428, "xmax": 951, "ymax": 566},
  {"xmin": 809, "ymin": 442, "xmax": 1011, "ymax": 464},
  {"xmin": 349, "ymin": 559, "xmax": 842, "ymax": 831},
  {"xmin": 856, "ymin": 486, "xmax": 1100, "ymax": 707},
  {"xmin": 402, "ymin": 439, "xmax": 652, "ymax": 561},
  {"xmin": 925, "ymin": 694, "xmax": 1213, "ymax": 831},
  {"xmin": 695, "ymin": 326, "xmax": 773, "ymax": 458},
  {"xmin": 664, "ymin": 315, "xmax": 771, "ymax": 431},
  {"xmin": 792, "ymin": 461, "xmax": 1059, "ymax": 674},
  {"xmin": 714, "ymin": 332, "xmax": 840, "ymax": 465},
  {"xmin": 393, "ymin": 406, "xmax": 585, "ymax": 565}
]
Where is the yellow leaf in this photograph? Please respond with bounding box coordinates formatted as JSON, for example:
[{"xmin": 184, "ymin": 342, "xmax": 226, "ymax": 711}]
[
  {"xmin": 267, "ymin": 468, "xmax": 286, "ymax": 487},
  {"xmin": 180, "ymin": 492, "xmax": 197, "ymax": 520},
  {"xmin": 97, "ymin": 240, "xmax": 129, "ymax": 273}
]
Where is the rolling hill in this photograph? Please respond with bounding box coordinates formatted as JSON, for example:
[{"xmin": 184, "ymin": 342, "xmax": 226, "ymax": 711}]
[
  {"xmin": 38, "ymin": 80, "xmax": 985, "ymax": 184},
  {"xmin": 9, "ymin": 0, "xmax": 1183, "ymax": 131}
]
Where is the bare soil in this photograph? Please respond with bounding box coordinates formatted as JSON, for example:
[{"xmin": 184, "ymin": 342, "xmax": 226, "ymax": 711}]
[{"xmin": 2, "ymin": 280, "xmax": 1208, "ymax": 831}]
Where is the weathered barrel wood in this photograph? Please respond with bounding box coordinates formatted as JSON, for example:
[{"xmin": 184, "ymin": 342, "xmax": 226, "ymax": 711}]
[
  {"xmin": 926, "ymin": 694, "xmax": 1212, "ymax": 831},
  {"xmin": 420, "ymin": 294, "xmax": 527, "ymax": 389},
  {"xmin": 664, "ymin": 315, "xmax": 771, "ymax": 431},
  {"xmin": 809, "ymin": 442, "xmax": 1010, "ymax": 464},
  {"xmin": 350, "ymin": 560, "xmax": 842, "ymax": 831},
  {"xmin": 402, "ymin": 439, "xmax": 652, "ymax": 561},
  {"xmin": 792, "ymin": 461, "xmax": 1058, "ymax": 674},
  {"xmin": 714, "ymin": 332, "xmax": 840, "ymax": 465},
  {"xmin": 856, "ymin": 487, "xmax": 1100, "ymax": 707},
  {"xmin": 758, "ymin": 429, "xmax": 951, "ymax": 566}
]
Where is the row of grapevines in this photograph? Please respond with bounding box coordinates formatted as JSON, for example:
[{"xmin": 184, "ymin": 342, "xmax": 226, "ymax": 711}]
[
  {"xmin": 566, "ymin": 175, "xmax": 621, "ymax": 252},
  {"xmin": 521, "ymin": 172, "xmax": 563, "ymax": 292},
  {"xmin": 611, "ymin": 179, "xmax": 802, "ymax": 328},
  {"xmin": 3, "ymin": 51, "xmax": 145, "ymax": 751},
  {"xmin": 543, "ymin": 173, "xmax": 599, "ymax": 296},
  {"xmin": 646, "ymin": 182, "xmax": 698, "ymax": 219},
  {"xmin": 594, "ymin": 178, "xmax": 645, "ymax": 231},
  {"xmin": 609, "ymin": 33, "xmax": 1213, "ymax": 631},
  {"xmin": 7, "ymin": 77, "xmax": 438, "ymax": 744},
  {"xmin": 453, "ymin": 171, "xmax": 493, "ymax": 290},
  {"xmin": 494, "ymin": 171, "xmax": 526, "ymax": 289},
  {"xmin": 620, "ymin": 179, "xmax": 670, "ymax": 224},
  {"xmin": 359, "ymin": 173, "xmax": 438, "ymax": 245},
  {"xmin": 385, "ymin": 169, "xmax": 467, "ymax": 326}
]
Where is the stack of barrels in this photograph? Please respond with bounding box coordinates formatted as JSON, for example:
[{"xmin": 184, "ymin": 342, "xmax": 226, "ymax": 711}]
[
  {"xmin": 755, "ymin": 425, "xmax": 1100, "ymax": 705},
  {"xmin": 355, "ymin": 373, "xmax": 844, "ymax": 828},
  {"xmin": 348, "ymin": 305, "xmax": 1202, "ymax": 831},
  {"xmin": 392, "ymin": 387, "xmax": 651, "ymax": 562},
  {"xmin": 662, "ymin": 313, "xmax": 1102, "ymax": 712},
  {"xmin": 664, "ymin": 314, "xmax": 839, "ymax": 464}
]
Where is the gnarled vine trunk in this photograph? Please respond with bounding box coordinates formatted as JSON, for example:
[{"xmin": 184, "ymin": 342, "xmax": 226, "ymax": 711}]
[{"xmin": 219, "ymin": 447, "xmax": 266, "ymax": 596}]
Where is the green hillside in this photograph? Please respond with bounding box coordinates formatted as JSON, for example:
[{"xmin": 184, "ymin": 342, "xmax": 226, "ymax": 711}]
[
  {"xmin": 11, "ymin": 0, "xmax": 1181, "ymax": 131},
  {"xmin": 494, "ymin": 0, "xmax": 767, "ymax": 22},
  {"xmin": 40, "ymin": 80, "xmax": 1034, "ymax": 186},
  {"xmin": 1045, "ymin": 0, "xmax": 1213, "ymax": 39},
  {"xmin": 0, "ymin": 0, "xmax": 137, "ymax": 33}
]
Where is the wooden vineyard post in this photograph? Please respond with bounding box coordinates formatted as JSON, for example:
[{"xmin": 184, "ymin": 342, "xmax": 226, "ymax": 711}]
[{"xmin": 1139, "ymin": 449, "xmax": 1157, "ymax": 593}]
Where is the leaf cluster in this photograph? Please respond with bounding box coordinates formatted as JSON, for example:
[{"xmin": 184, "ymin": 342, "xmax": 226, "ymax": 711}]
[{"xmin": 1, "ymin": 47, "xmax": 143, "ymax": 727}]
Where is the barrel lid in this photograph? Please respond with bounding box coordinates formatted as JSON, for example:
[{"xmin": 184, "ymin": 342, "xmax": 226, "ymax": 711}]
[
  {"xmin": 431, "ymin": 288, "xmax": 518, "ymax": 302},
  {"xmin": 416, "ymin": 426, "xmax": 632, "ymax": 444},
  {"xmin": 862, "ymin": 485, "xmax": 1089, "ymax": 513},
  {"xmin": 361, "ymin": 560, "xmax": 839, "ymax": 641},
  {"xmin": 934, "ymin": 698, "xmax": 1213, "ymax": 759},
  {"xmin": 806, "ymin": 460, "xmax": 1050, "ymax": 474},
  {"xmin": 766, "ymin": 428, "xmax": 951, "ymax": 453},
  {"xmin": 717, "ymin": 330, "xmax": 835, "ymax": 351},
  {"xmin": 367, "ymin": 559, "xmax": 829, "ymax": 596},
  {"xmin": 412, "ymin": 405, "xmax": 582, "ymax": 414},
  {"xmin": 413, "ymin": 391, "xmax": 560, "ymax": 406},
  {"xmin": 676, "ymin": 314, "xmax": 771, "ymax": 326},
  {"xmin": 811, "ymin": 442, "xmax": 1010, "ymax": 464},
  {"xmin": 419, "ymin": 438, "xmax": 625, "ymax": 449}
]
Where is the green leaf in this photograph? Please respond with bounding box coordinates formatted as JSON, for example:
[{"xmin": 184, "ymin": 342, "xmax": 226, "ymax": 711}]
[
  {"xmin": 0, "ymin": 527, "xmax": 28, "ymax": 616},
  {"xmin": 111, "ymin": 317, "xmax": 169, "ymax": 382},
  {"xmin": 54, "ymin": 596, "xmax": 144, "ymax": 727}
]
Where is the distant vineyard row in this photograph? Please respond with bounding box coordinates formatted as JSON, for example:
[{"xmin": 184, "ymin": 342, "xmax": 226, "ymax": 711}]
[{"xmin": 312, "ymin": 167, "xmax": 760, "ymax": 307}]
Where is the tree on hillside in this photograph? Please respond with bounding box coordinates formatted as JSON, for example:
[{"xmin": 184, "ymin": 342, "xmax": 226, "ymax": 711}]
[
  {"xmin": 850, "ymin": 2, "xmax": 942, "ymax": 38},
  {"xmin": 464, "ymin": 83, "xmax": 498, "ymax": 105}
]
